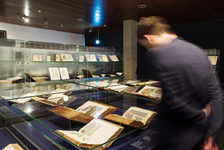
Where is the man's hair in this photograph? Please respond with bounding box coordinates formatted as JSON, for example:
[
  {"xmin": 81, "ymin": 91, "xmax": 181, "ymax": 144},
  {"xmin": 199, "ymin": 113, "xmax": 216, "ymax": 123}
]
[{"xmin": 137, "ymin": 16, "xmax": 174, "ymax": 39}]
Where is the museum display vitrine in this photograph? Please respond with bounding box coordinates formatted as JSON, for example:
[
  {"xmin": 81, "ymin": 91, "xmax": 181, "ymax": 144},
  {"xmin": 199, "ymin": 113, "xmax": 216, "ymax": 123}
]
[{"xmin": 0, "ymin": 39, "xmax": 160, "ymax": 150}]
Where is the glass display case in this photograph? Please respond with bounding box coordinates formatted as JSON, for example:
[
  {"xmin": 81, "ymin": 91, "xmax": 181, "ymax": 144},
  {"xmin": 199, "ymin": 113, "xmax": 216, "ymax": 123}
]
[
  {"xmin": 0, "ymin": 39, "xmax": 160, "ymax": 150},
  {"xmin": 0, "ymin": 78, "xmax": 161, "ymax": 149},
  {"xmin": 0, "ymin": 39, "xmax": 122, "ymax": 83}
]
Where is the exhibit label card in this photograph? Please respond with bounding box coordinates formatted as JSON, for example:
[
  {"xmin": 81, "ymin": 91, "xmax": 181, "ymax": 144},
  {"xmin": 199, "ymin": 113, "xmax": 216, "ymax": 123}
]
[
  {"xmin": 59, "ymin": 67, "xmax": 70, "ymax": 80},
  {"xmin": 49, "ymin": 67, "xmax": 61, "ymax": 80}
]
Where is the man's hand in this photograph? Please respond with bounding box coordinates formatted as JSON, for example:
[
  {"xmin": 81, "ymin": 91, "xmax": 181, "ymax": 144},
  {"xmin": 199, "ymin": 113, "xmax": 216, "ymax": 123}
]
[
  {"xmin": 201, "ymin": 137, "xmax": 218, "ymax": 150},
  {"xmin": 202, "ymin": 104, "xmax": 211, "ymax": 118}
]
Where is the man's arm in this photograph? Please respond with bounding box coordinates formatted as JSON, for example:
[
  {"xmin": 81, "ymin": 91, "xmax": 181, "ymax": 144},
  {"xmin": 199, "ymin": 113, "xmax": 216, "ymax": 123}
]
[{"xmin": 206, "ymin": 66, "xmax": 223, "ymax": 138}]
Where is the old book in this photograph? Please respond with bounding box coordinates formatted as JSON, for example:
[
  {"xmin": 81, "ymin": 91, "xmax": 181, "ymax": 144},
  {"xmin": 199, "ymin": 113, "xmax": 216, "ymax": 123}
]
[
  {"xmin": 136, "ymin": 80, "xmax": 160, "ymax": 86},
  {"xmin": 137, "ymin": 85, "xmax": 162, "ymax": 100},
  {"xmin": 105, "ymin": 106, "xmax": 157, "ymax": 129},
  {"xmin": 32, "ymin": 89, "xmax": 71, "ymax": 106},
  {"xmin": 32, "ymin": 54, "xmax": 42, "ymax": 61},
  {"xmin": 49, "ymin": 101, "xmax": 117, "ymax": 123},
  {"xmin": 8, "ymin": 93, "xmax": 35, "ymax": 104},
  {"xmin": 0, "ymin": 80, "xmax": 12, "ymax": 84},
  {"xmin": 108, "ymin": 55, "xmax": 119, "ymax": 62},
  {"xmin": 85, "ymin": 54, "xmax": 97, "ymax": 62},
  {"xmin": 55, "ymin": 119, "xmax": 124, "ymax": 149},
  {"xmin": 125, "ymin": 80, "xmax": 139, "ymax": 85},
  {"xmin": 49, "ymin": 68, "xmax": 61, "ymax": 80},
  {"xmin": 122, "ymin": 85, "xmax": 142, "ymax": 93},
  {"xmin": 32, "ymin": 77, "xmax": 49, "ymax": 82},
  {"xmin": 59, "ymin": 67, "xmax": 70, "ymax": 80},
  {"xmin": 98, "ymin": 54, "xmax": 108, "ymax": 62},
  {"xmin": 3, "ymin": 144, "xmax": 24, "ymax": 150},
  {"xmin": 25, "ymin": 73, "xmax": 48, "ymax": 82},
  {"xmin": 76, "ymin": 75, "xmax": 85, "ymax": 79},
  {"xmin": 54, "ymin": 54, "xmax": 61, "ymax": 61},
  {"xmin": 116, "ymin": 72, "xmax": 123, "ymax": 76},
  {"xmin": 208, "ymin": 56, "xmax": 218, "ymax": 65},
  {"xmin": 60, "ymin": 54, "xmax": 74, "ymax": 61},
  {"xmin": 105, "ymin": 84, "xmax": 128, "ymax": 93},
  {"xmin": 6, "ymin": 76, "xmax": 23, "ymax": 82}
]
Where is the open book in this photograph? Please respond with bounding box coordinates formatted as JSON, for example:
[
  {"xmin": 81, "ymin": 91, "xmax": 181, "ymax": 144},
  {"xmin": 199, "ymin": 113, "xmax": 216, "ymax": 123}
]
[
  {"xmin": 104, "ymin": 106, "xmax": 157, "ymax": 129},
  {"xmin": 137, "ymin": 85, "xmax": 162, "ymax": 100},
  {"xmin": 108, "ymin": 55, "xmax": 119, "ymax": 62},
  {"xmin": 60, "ymin": 54, "xmax": 74, "ymax": 61},
  {"xmin": 55, "ymin": 119, "xmax": 124, "ymax": 149},
  {"xmin": 98, "ymin": 54, "xmax": 108, "ymax": 62},
  {"xmin": 32, "ymin": 54, "xmax": 42, "ymax": 61},
  {"xmin": 49, "ymin": 101, "xmax": 117, "ymax": 123},
  {"xmin": 25, "ymin": 73, "xmax": 49, "ymax": 82},
  {"xmin": 3, "ymin": 144, "xmax": 23, "ymax": 150},
  {"xmin": 31, "ymin": 89, "xmax": 72, "ymax": 106},
  {"xmin": 85, "ymin": 54, "xmax": 97, "ymax": 62},
  {"xmin": 8, "ymin": 93, "xmax": 37, "ymax": 104},
  {"xmin": 105, "ymin": 84, "xmax": 129, "ymax": 92},
  {"xmin": 208, "ymin": 56, "xmax": 218, "ymax": 65}
]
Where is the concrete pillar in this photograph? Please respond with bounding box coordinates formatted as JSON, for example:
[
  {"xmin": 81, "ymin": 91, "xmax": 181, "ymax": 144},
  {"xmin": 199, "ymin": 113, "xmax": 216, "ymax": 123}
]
[{"xmin": 123, "ymin": 19, "xmax": 137, "ymax": 79}]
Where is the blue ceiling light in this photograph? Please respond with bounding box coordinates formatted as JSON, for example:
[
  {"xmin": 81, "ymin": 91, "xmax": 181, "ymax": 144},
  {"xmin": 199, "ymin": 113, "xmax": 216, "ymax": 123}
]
[
  {"xmin": 95, "ymin": 39, "xmax": 100, "ymax": 45},
  {"xmin": 92, "ymin": 0, "xmax": 102, "ymax": 26}
]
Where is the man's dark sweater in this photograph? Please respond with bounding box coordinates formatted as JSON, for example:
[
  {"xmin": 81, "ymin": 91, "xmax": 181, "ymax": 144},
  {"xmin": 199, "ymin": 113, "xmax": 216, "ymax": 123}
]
[{"xmin": 146, "ymin": 38, "xmax": 223, "ymax": 150}]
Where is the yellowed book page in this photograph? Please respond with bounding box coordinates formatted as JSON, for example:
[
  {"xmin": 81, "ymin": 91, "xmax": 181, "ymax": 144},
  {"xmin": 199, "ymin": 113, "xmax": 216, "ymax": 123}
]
[
  {"xmin": 138, "ymin": 86, "xmax": 162, "ymax": 99},
  {"xmin": 32, "ymin": 54, "xmax": 42, "ymax": 61},
  {"xmin": 79, "ymin": 119, "xmax": 120, "ymax": 144},
  {"xmin": 107, "ymin": 84, "xmax": 128, "ymax": 92},
  {"xmin": 98, "ymin": 54, "xmax": 108, "ymax": 62},
  {"xmin": 76, "ymin": 101, "xmax": 109, "ymax": 118},
  {"xmin": 49, "ymin": 68, "xmax": 61, "ymax": 80},
  {"xmin": 85, "ymin": 54, "xmax": 97, "ymax": 62},
  {"xmin": 108, "ymin": 55, "xmax": 119, "ymax": 62},
  {"xmin": 59, "ymin": 67, "xmax": 70, "ymax": 80},
  {"xmin": 60, "ymin": 54, "xmax": 74, "ymax": 61},
  {"xmin": 123, "ymin": 106, "xmax": 155, "ymax": 124},
  {"xmin": 3, "ymin": 144, "xmax": 24, "ymax": 150}
]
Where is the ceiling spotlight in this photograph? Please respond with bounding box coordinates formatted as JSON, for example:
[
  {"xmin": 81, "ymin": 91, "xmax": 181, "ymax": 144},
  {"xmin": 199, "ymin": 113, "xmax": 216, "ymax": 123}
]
[
  {"xmin": 103, "ymin": 24, "xmax": 107, "ymax": 27},
  {"xmin": 137, "ymin": 4, "xmax": 147, "ymax": 9},
  {"xmin": 38, "ymin": 9, "xmax": 42, "ymax": 13},
  {"xmin": 22, "ymin": 16, "xmax": 30, "ymax": 23}
]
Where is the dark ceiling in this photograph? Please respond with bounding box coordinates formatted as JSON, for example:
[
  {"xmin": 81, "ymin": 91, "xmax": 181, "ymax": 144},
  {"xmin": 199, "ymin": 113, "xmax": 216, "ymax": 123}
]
[{"xmin": 0, "ymin": 0, "xmax": 223, "ymax": 34}]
